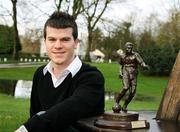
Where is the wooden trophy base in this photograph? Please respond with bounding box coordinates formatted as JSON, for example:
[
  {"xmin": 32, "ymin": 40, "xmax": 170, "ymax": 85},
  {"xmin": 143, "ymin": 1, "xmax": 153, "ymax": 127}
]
[{"xmin": 94, "ymin": 111, "xmax": 150, "ymax": 130}]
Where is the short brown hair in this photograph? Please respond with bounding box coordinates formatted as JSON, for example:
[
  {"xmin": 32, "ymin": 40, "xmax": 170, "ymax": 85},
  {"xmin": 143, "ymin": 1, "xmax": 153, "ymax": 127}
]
[{"xmin": 43, "ymin": 11, "xmax": 78, "ymax": 39}]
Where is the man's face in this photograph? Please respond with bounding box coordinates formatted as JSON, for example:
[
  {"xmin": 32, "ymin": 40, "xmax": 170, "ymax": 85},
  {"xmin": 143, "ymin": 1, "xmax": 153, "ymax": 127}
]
[{"xmin": 45, "ymin": 26, "xmax": 78, "ymax": 66}]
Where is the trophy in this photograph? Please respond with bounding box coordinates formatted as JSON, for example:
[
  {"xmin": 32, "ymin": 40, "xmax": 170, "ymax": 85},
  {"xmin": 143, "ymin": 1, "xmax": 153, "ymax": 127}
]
[{"xmin": 94, "ymin": 42, "xmax": 150, "ymax": 130}]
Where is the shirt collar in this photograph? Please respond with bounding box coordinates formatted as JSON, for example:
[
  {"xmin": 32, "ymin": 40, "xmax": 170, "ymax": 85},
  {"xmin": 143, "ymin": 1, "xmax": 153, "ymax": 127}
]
[{"xmin": 43, "ymin": 56, "xmax": 82, "ymax": 78}]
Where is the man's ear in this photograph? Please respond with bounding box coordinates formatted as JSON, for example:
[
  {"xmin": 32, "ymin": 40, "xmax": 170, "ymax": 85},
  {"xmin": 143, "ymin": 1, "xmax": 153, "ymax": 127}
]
[{"xmin": 74, "ymin": 38, "xmax": 80, "ymax": 49}]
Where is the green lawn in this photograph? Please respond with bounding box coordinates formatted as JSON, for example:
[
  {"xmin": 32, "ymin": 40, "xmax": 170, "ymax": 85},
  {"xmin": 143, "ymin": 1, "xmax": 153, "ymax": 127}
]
[
  {"xmin": 92, "ymin": 63, "xmax": 168, "ymax": 110},
  {"xmin": 0, "ymin": 63, "xmax": 169, "ymax": 131},
  {"xmin": 0, "ymin": 67, "xmax": 37, "ymax": 80},
  {"xmin": 0, "ymin": 63, "xmax": 169, "ymax": 110},
  {"xmin": 0, "ymin": 94, "xmax": 29, "ymax": 132}
]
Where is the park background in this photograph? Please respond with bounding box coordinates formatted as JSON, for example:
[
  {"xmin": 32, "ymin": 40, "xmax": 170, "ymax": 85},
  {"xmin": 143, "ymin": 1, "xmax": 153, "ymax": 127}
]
[{"xmin": 0, "ymin": 0, "xmax": 180, "ymax": 131}]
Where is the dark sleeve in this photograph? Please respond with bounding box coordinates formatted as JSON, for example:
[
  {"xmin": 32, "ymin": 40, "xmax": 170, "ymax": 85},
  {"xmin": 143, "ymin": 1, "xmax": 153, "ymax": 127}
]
[
  {"xmin": 30, "ymin": 67, "xmax": 43, "ymax": 118},
  {"xmin": 24, "ymin": 69, "xmax": 105, "ymax": 132}
]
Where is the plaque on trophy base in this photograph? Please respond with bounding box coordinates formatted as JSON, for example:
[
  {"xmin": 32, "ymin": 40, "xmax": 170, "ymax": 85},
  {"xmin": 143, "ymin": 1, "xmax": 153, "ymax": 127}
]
[{"xmin": 94, "ymin": 111, "xmax": 150, "ymax": 130}]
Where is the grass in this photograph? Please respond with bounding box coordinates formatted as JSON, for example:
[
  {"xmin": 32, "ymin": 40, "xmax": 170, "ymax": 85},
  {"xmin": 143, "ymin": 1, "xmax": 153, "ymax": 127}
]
[
  {"xmin": 0, "ymin": 94, "xmax": 29, "ymax": 132},
  {"xmin": 92, "ymin": 63, "xmax": 168, "ymax": 110},
  {"xmin": 0, "ymin": 62, "xmax": 169, "ymax": 131},
  {"xmin": 0, "ymin": 67, "xmax": 37, "ymax": 80},
  {"xmin": 0, "ymin": 63, "xmax": 169, "ymax": 110}
]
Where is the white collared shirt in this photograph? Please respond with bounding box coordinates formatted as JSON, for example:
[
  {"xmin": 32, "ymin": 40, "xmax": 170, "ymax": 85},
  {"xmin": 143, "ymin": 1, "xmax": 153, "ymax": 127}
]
[{"xmin": 43, "ymin": 56, "xmax": 82, "ymax": 88}]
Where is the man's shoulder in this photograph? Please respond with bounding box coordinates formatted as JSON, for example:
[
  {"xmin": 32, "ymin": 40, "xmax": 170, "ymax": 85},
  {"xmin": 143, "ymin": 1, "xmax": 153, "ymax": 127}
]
[
  {"xmin": 76, "ymin": 62, "xmax": 104, "ymax": 80},
  {"xmin": 34, "ymin": 65, "xmax": 46, "ymax": 77},
  {"xmin": 80, "ymin": 62, "xmax": 100, "ymax": 72},
  {"xmin": 71, "ymin": 62, "xmax": 104, "ymax": 86},
  {"xmin": 36, "ymin": 65, "xmax": 46, "ymax": 72}
]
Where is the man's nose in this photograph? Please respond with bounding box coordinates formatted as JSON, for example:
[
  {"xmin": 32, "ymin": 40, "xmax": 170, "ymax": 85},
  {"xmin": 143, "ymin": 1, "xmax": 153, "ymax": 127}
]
[{"xmin": 54, "ymin": 40, "xmax": 62, "ymax": 48}]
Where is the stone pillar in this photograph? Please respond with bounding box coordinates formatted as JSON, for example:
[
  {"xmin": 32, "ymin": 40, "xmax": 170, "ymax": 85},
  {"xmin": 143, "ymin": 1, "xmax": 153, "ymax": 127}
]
[{"xmin": 156, "ymin": 50, "xmax": 180, "ymax": 121}]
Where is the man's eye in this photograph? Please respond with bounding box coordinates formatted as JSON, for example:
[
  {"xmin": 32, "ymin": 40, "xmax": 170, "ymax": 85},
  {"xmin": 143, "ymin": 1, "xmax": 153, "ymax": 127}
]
[
  {"xmin": 48, "ymin": 39, "xmax": 56, "ymax": 41},
  {"xmin": 62, "ymin": 38, "xmax": 71, "ymax": 42}
]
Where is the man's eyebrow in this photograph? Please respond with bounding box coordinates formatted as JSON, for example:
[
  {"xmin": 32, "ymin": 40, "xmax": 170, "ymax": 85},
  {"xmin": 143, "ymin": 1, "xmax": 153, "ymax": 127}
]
[
  {"xmin": 61, "ymin": 37, "xmax": 71, "ymax": 40},
  {"xmin": 47, "ymin": 36, "xmax": 56, "ymax": 39}
]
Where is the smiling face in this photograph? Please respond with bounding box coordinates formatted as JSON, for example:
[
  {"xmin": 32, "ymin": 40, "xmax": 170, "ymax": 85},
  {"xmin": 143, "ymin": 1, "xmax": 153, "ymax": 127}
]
[{"xmin": 45, "ymin": 26, "xmax": 78, "ymax": 68}]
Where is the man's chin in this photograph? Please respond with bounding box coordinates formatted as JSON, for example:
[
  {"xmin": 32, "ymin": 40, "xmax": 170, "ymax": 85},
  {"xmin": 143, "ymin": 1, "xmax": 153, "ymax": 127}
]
[{"xmin": 52, "ymin": 59, "xmax": 64, "ymax": 65}]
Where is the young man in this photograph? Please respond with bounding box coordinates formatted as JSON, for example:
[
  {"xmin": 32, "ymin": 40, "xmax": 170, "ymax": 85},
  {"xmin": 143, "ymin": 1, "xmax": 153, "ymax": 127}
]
[{"xmin": 16, "ymin": 11, "xmax": 104, "ymax": 132}]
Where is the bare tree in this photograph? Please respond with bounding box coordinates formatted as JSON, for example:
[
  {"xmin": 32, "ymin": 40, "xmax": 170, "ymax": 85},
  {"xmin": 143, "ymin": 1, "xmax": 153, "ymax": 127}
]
[
  {"xmin": 83, "ymin": 0, "xmax": 112, "ymax": 61},
  {"xmin": 71, "ymin": 0, "xmax": 84, "ymax": 19},
  {"xmin": 54, "ymin": 0, "xmax": 64, "ymax": 12},
  {"xmin": 0, "ymin": 3, "xmax": 12, "ymax": 24},
  {"xmin": 156, "ymin": 0, "xmax": 180, "ymax": 52},
  {"xmin": 53, "ymin": 0, "xmax": 85, "ymax": 20},
  {"xmin": 11, "ymin": 0, "xmax": 21, "ymax": 60},
  {"xmin": 0, "ymin": 0, "xmax": 21, "ymax": 59},
  {"xmin": 21, "ymin": 28, "xmax": 41, "ymax": 55}
]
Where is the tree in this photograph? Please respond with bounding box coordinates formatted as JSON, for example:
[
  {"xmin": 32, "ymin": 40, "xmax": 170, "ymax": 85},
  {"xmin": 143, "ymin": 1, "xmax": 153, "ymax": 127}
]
[
  {"xmin": 156, "ymin": 51, "xmax": 180, "ymax": 121},
  {"xmin": 89, "ymin": 20, "xmax": 137, "ymax": 61},
  {"xmin": 53, "ymin": 0, "xmax": 85, "ymax": 20},
  {"xmin": 53, "ymin": 0, "xmax": 113, "ymax": 61},
  {"xmin": 122, "ymin": 22, "xmax": 131, "ymax": 42},
  {"xmin": 20, "ymin": 28, "xmax": 41, "ymax": 56},
  {"xmin": 0, "ymin": 25, "xmax": 14, "ymax": 54},
  {"xmin": 71, "ymin": 0, "xmax": 84, "ymax": 20},
  {"xmin": 11, "ymin": 0, "xmax": 22, "ymax": 60},
  {"xmin": 138, "ymin": 29, "xmax": 156, "ymax": 49},
  {"xmin": 54, "ymin": 0, "xmax": 64, "ymax": 12},
  {"xmin": 83, "ymin": 0, "xmax": 112, "ymax": 61},
  {"xmin": 91, "ymin": 27, "xmax": 103, "ymax": 50},
  {"xmin": 0, "ymin": 0, "xmax": 22, "ymax": 59},
  {"xmin": 112, "ymin": 21, "xmax": 135, "ymax": 46},
  {"xmin": 101, "ymin": 30, "xmax": 117, "ymax": 60},
  {"xmin": 155, "ymin": 0, "xmax": 180, "ymax": 53},
  {"xmin": 156, "ymin": 10, "xmax": 180, "ymax": 53}
]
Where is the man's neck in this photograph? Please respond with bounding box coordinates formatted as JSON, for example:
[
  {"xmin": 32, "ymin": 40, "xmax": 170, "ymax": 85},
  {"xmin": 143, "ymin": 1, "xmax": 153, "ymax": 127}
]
[{"xmin": 51, "ymin": 56, "xmax": 75, "ymax": 78}]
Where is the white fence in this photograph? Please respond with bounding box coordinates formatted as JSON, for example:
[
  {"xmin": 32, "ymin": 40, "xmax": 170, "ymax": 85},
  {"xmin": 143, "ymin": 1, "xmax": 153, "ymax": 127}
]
[{"xmin": 0, "ymin": 57, "xmax": 49, "ymax": 63}]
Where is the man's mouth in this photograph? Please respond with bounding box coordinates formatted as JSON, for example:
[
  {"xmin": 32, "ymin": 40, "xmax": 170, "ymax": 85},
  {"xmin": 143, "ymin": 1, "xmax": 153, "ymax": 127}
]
[{"xmin": 53, "ymin": 51, "xmax": 65, "ymax": 54}]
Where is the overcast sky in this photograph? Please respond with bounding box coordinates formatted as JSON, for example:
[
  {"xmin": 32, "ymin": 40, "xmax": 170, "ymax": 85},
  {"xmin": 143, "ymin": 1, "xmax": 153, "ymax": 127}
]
[{"xmin": 0, "ymin": 0, "xmax": 177, "ymax": 35}]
